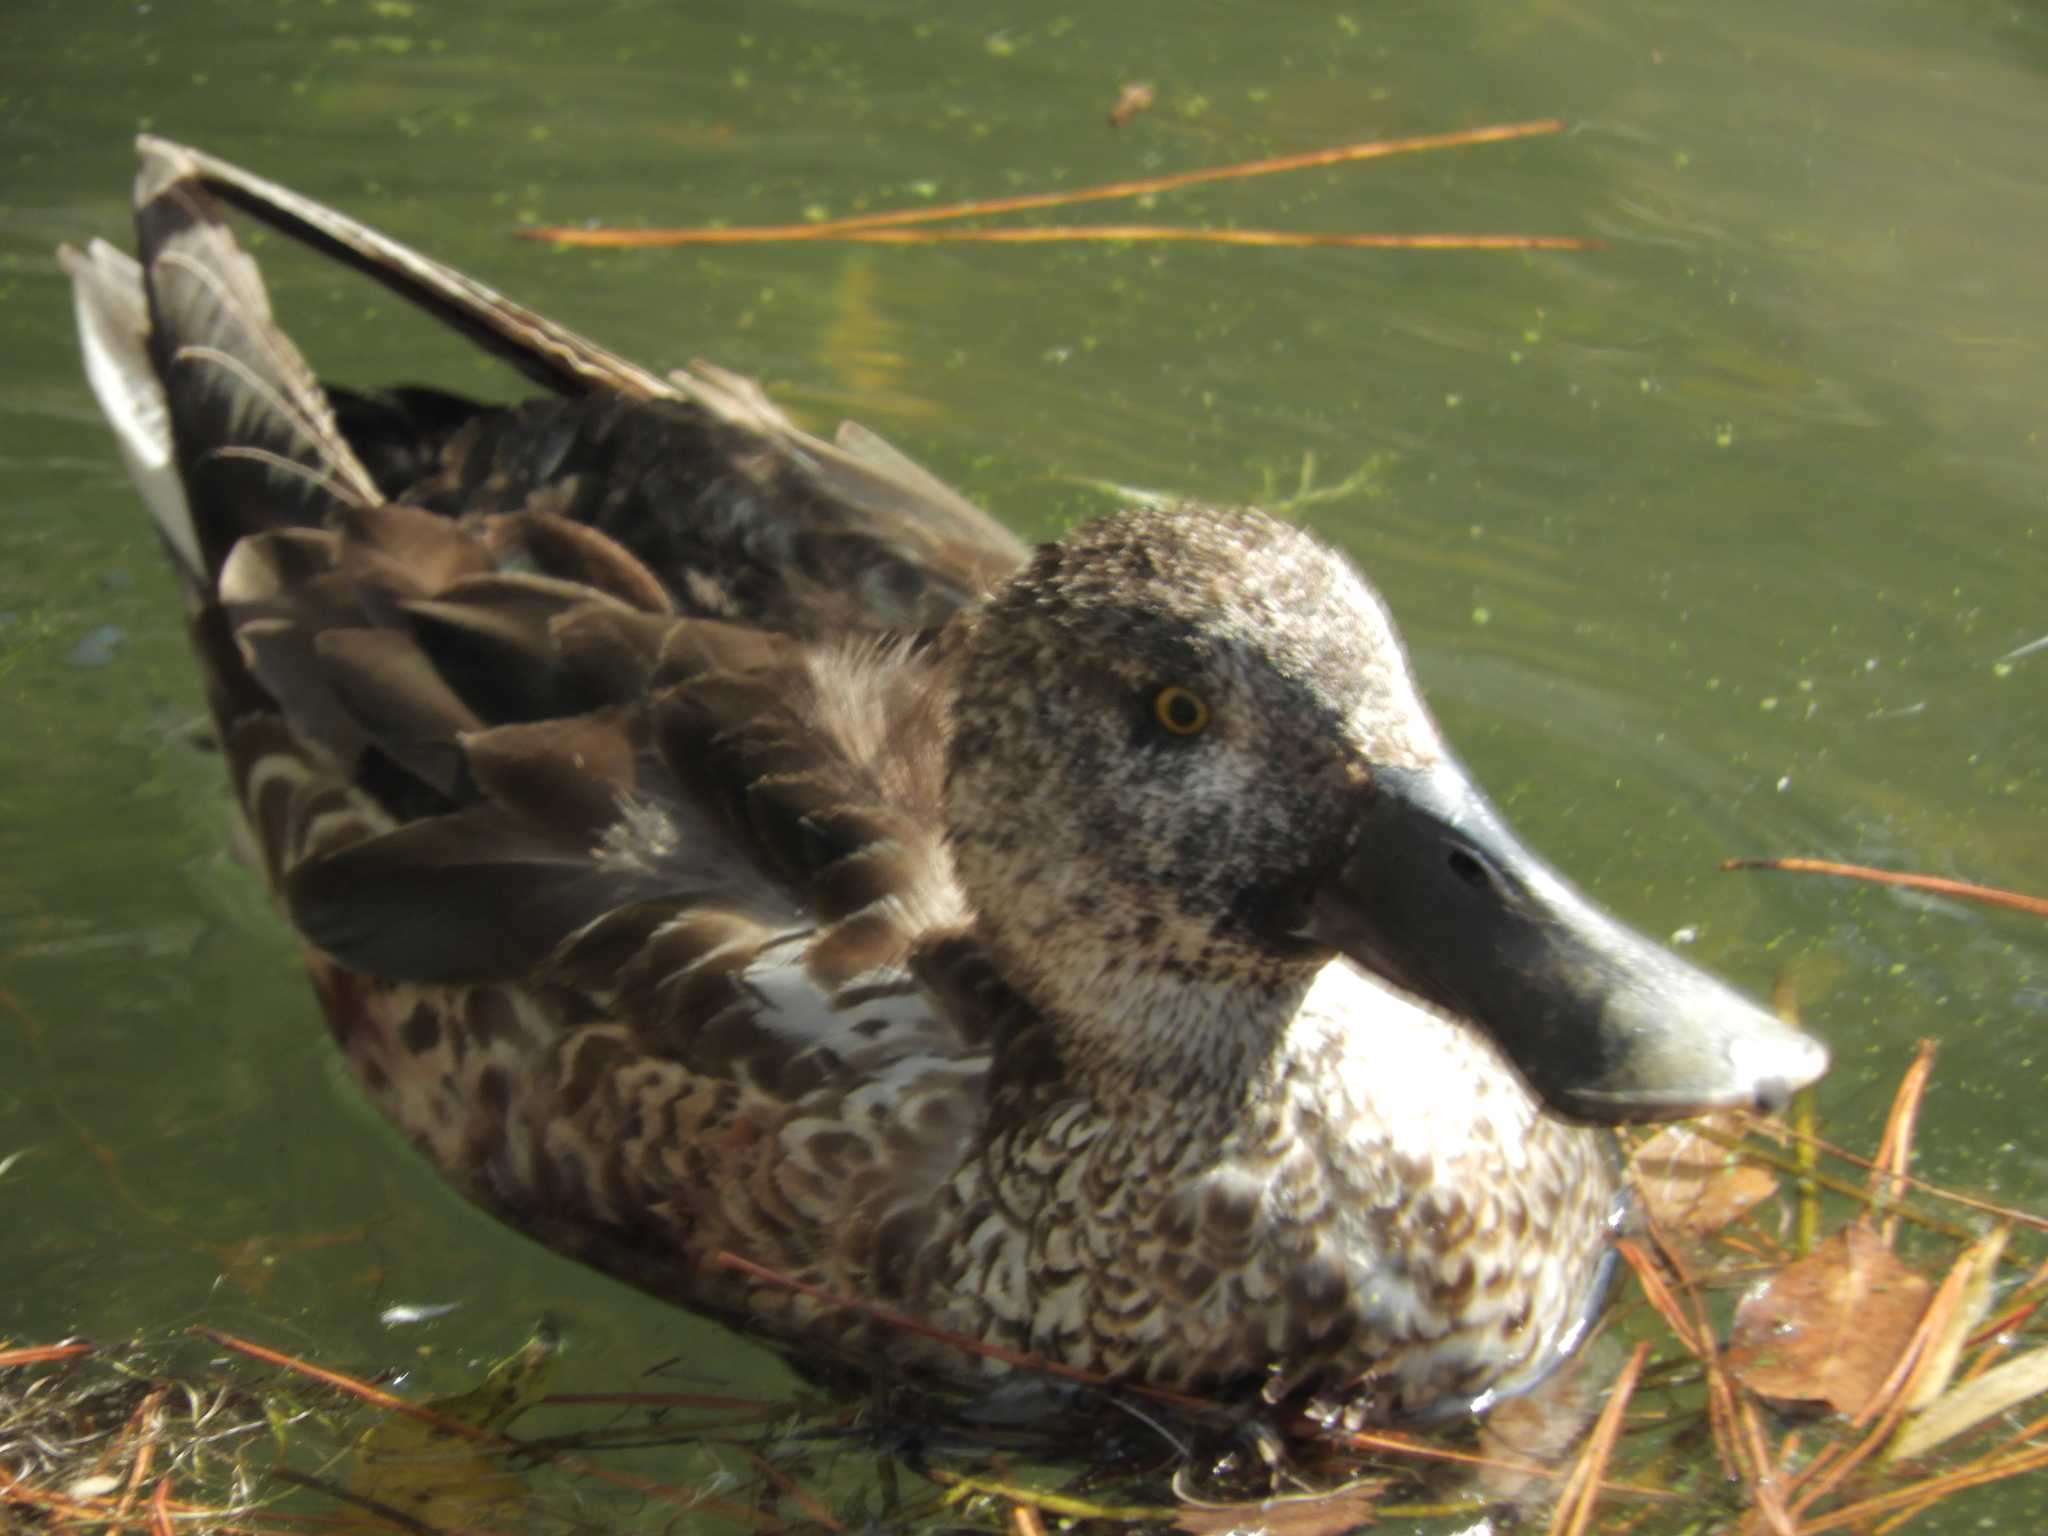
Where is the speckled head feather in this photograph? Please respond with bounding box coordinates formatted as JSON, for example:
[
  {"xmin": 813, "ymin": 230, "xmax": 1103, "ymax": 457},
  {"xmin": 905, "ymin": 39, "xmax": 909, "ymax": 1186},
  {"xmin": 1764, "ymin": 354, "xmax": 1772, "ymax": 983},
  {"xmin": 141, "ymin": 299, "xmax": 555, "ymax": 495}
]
[
  {"xmin": 947, "ymin": 506, "xmax": 1443, "ymax": 1091},
  {"xmin": 63, "ymin": 137, "xmax": 1828, "ymax": 1429}
]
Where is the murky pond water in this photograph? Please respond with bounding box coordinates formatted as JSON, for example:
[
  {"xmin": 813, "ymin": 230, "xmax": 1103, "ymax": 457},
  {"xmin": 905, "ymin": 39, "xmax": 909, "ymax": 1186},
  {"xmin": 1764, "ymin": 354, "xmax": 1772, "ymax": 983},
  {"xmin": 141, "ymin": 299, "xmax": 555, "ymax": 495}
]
[{"xmin": 4, "ymin": 0, "xmax": 2045, "ymax": 1527}]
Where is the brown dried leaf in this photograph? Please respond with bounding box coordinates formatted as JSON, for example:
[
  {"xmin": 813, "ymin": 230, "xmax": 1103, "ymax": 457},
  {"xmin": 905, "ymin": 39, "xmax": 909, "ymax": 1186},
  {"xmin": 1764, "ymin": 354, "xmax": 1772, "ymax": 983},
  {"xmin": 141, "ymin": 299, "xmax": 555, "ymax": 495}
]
[
  {"xmin": 1630, "ymin": 1117, "xmax": 1779, "ymax": 1239},
  {"xmin": 1725, "ymin": 1224, "xmax": 1931, "ymax": 1416},
  {"xmin": 1173, "ymin": 1481, "xmax": 1387, "ymax": 1536}
]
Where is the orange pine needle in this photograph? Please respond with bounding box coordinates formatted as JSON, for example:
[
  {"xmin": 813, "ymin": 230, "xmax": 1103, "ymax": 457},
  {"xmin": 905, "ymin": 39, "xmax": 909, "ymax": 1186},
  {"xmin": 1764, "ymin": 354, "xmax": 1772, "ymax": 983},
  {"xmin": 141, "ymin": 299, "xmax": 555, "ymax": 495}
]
[
  {"xmin": 192, "ymin": 1326, "xmax": 772, "ymax": 1527},
  {"xmin": 1724, "ymin": 857, "xmax": 2048, "ymax": 919},
  {"xmin": 1978, "ymin": 1402, "xmax": 2048, "ymax": 1477},
  {"xmin": 1547, "ymin": 1340, "xmax": 1649, "ymax": 1536},
  {"xmin": 0, "ymin": 1340, "xmax": 93, "ymax": 1368},
  {"xmin": 1768, "ymin": 1123, "xmax": 2048, "ymax": 1236},
  {"xmin": 1796, "ymin": 1443, "xmax": 2048, "ymax": 1535},
  {"xmin": 1623, "ymin": 1220, "xmax": 1746, "ymax": 1484},
  {"xmin": 1615, "ymin": 1238, "xmax": 1703, "ymax": 1357},
  {"xmin": 718, "ymin": 1253, "xmax": 1675, "ymax": 1493},
  {"xmin": 114, "ymin": 1386, "xmax": 166, "ymax": 1522},
  {"xmin": 815, "ymin": 226, "xmax": 1591, "ymax": 250},
  {"xmin": 194, "ymin": 1327, "xmax": 440, "ymax": 1421},
  {"xmin": 523, "ymin": 119, "xmax": 1572, "ymax": 247},
  {"xmin": 1339, "ymin": 1426, "xmax": 1559, "ymax": 1480},
  {"xmin": 1734, "ymin": 1395, "xmax": 1797, "ymax": 1536},
  {"xmin": 1871, "ymin": 1040, "xmax": 1939, "ymax": 1247},
  {"xmin": 725, "ymin": 1442, "xmax": 847, "ymax": 1533},
  {"xmin": 533, "ymin": 223, "xmax": 1593, "ymax": 250},
  {"xmin": 1970, "ymin": 1245, "xmax": 2048, "ymax": 1349},
  {"xmin": 1700, "ymin": 1319, "xmax": 1746, "ymax": 1485},
  {"xmin": 1334, "ymin": 1425, "xmax": 1665, "ymax": 1497}
]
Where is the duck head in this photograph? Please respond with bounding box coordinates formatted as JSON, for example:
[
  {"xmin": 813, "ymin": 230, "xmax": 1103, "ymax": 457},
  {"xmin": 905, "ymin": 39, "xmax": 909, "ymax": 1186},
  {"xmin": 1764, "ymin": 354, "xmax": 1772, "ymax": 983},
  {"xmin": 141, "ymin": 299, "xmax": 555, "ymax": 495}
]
[{"xmin": 944, "ymin": 504, "xmax": 1827, "ymax": 1120}]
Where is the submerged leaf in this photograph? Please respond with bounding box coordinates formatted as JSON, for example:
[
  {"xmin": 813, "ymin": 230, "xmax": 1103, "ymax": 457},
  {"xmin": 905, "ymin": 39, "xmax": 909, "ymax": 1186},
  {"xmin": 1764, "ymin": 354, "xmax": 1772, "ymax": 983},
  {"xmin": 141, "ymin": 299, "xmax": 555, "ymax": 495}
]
[
  {"xmin": 1630, "ymin": 1116, "xmax": 1779, "ymax": 1239},
  {"xmin": 347, "ymin": 1326, "xmax": 559, "ymax": 1525},
  {"xmin": 1725, "ymin": 1224, "xmax": 1931, "ymax": 1416}
]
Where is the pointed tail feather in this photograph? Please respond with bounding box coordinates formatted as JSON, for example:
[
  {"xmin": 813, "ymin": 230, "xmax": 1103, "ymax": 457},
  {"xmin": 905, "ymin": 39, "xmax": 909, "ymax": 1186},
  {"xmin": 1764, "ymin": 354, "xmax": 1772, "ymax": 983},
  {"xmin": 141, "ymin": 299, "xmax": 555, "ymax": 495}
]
[
  {"xmin": 125, "ymin": 137, "xmax": 385, "ymax": 585},
  {"xmin": 137, "ymin": 133, "xmax": 675, "ymax": 401},
  {"xmin": 65, "ymin": 142, "xmax": 410, "ymax": 890},
  {"xmin": 133, "ymin": 136, "xmax": 1030, "ymax": 593},
  {"xmin": 60, "ymin": 239, "xmax": 204, "ymax": 584}
]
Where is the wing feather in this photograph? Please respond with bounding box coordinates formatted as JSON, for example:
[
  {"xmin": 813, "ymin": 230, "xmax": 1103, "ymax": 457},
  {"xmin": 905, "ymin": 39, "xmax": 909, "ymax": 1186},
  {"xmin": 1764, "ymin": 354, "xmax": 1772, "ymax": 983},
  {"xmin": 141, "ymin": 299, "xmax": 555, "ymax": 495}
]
[{"xmin": 69, "ymin": 136, "xmax": 1024, "ymax": 1349}]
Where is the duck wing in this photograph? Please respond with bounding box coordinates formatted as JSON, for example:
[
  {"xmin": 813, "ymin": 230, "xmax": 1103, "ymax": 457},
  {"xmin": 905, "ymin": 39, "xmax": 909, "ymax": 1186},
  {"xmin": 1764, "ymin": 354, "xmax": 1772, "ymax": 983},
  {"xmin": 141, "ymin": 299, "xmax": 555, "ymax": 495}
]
[
  {"xmin": 124, "ymin": 134, "xmax": 1028, "ymax": 630},
  {"xmin": 64, "ymin": 137, "xmax": 1014, "ymax": 1339}
]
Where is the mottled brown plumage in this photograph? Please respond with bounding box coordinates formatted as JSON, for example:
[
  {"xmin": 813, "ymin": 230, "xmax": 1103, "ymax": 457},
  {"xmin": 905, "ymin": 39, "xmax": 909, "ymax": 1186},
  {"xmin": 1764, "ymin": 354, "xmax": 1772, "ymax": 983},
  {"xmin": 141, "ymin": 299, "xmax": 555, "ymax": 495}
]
[{"xmin": 65, "ymin": 138, "xmax": 1827, "ymax": 1424}]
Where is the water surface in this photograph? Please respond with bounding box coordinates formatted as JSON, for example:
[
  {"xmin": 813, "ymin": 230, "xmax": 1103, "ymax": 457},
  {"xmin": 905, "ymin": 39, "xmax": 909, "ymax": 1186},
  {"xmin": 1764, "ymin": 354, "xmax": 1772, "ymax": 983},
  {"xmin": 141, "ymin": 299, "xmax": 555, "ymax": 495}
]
[{"xmin": 4, "ymin": 0, "xmax": 2045, "ymax": 1526}]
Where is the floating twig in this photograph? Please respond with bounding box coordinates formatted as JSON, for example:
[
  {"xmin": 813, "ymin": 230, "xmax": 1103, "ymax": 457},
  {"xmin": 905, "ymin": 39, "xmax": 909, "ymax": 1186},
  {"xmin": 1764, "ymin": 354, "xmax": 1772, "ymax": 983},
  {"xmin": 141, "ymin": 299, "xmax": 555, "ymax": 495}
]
[
  {"xmin": 0, "ymin": 1340, "xmax": 93, "ymax": 1368},
  {"xmin": 1546, "ymin": 1340, "xmax": 1649, "ymax": 1536},
  {"xmin": 522, "ymin": 119, "xmax": 1588, "ymax": 250},
  {"xmin": 1804, "ymin": 1442, "xmax": 2048, "ymax": 1535},
  {"xmin": 1685, "ymin": 1121, "xmax": 1977, "ymax": 1242},
  {"xmin": 1872, "ymin": 1040, "xmax": 1939, "ymax": 1249},
  {"xmin": 192, "ymin": 1326, "xmax": 775, "ymax": 1527},
  {"xmin": 540, "ymin": 225, "xmax": 1591, "ymax": 250},
  {"xmin": 1725, "ymin": 857, "xmax": 2048, "ymax": 919}
]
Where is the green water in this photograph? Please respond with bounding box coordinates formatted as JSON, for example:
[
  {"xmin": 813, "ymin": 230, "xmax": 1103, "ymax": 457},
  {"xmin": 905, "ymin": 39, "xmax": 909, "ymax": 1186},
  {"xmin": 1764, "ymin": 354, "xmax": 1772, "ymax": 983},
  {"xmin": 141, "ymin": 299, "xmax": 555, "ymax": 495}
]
[{"xmin": 4, "ymin": 0, "xmax": 2045, "ymax": 1526}]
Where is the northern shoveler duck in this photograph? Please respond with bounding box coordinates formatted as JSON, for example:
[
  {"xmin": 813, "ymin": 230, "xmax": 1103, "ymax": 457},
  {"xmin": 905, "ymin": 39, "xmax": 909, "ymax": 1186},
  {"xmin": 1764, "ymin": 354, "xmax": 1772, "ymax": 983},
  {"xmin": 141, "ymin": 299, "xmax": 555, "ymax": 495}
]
[{"xmin": 64, "ymin": 137, "xmax": 1827, "ymax": 1425}]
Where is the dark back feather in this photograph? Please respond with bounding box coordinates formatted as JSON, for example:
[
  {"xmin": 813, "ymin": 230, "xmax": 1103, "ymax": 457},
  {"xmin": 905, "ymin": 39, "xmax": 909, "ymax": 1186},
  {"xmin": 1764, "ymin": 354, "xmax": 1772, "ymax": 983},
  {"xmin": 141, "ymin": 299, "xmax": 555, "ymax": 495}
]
[{"xmin": 120, "ymin": 136, "xmax": 1002, "ymax": 1021}]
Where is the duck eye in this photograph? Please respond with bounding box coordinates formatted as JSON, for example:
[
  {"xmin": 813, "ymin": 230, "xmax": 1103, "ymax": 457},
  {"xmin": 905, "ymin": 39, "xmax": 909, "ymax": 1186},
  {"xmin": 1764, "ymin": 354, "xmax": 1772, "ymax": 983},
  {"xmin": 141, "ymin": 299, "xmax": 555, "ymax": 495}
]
[{"xmin": 1152, "ymin": 685, "xmax": 1211, "ymax": 736}]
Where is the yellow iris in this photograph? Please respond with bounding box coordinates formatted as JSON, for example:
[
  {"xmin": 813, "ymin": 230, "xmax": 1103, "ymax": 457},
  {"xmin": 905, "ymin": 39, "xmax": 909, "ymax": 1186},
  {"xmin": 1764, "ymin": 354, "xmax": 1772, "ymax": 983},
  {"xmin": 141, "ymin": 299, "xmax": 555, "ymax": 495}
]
[{"xmin": 1152, "ymin": 686, "xmax": 1211, "ymax": 736}]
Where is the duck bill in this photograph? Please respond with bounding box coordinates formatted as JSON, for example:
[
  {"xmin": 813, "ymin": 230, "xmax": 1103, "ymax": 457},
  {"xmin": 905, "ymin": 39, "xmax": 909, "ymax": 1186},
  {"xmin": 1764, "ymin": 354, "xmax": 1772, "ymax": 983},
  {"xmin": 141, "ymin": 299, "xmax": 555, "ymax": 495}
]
[{"xmin": 1312, "ymin": 759, "xmax": 1829, "ymax": 1124}]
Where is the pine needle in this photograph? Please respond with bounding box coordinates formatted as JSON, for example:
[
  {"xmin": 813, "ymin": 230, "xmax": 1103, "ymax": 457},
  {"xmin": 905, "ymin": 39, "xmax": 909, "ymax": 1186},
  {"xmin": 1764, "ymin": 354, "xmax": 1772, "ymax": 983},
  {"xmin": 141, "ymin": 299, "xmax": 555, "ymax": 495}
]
[{"xmin": 522, "ymin": 119, "xmax": 1585, "ymax": 250}]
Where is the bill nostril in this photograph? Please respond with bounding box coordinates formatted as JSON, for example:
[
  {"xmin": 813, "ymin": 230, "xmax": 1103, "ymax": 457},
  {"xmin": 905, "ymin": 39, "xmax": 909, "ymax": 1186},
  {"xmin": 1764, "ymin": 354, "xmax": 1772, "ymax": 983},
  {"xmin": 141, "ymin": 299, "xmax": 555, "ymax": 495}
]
[
  {"xmin": 1446, "ymin": 847, "xmax": 1492, "ymax": 892},
  {"xmin": 1751, "ymin": 1076, "xmax": 1792, "ymax": 1115}
]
